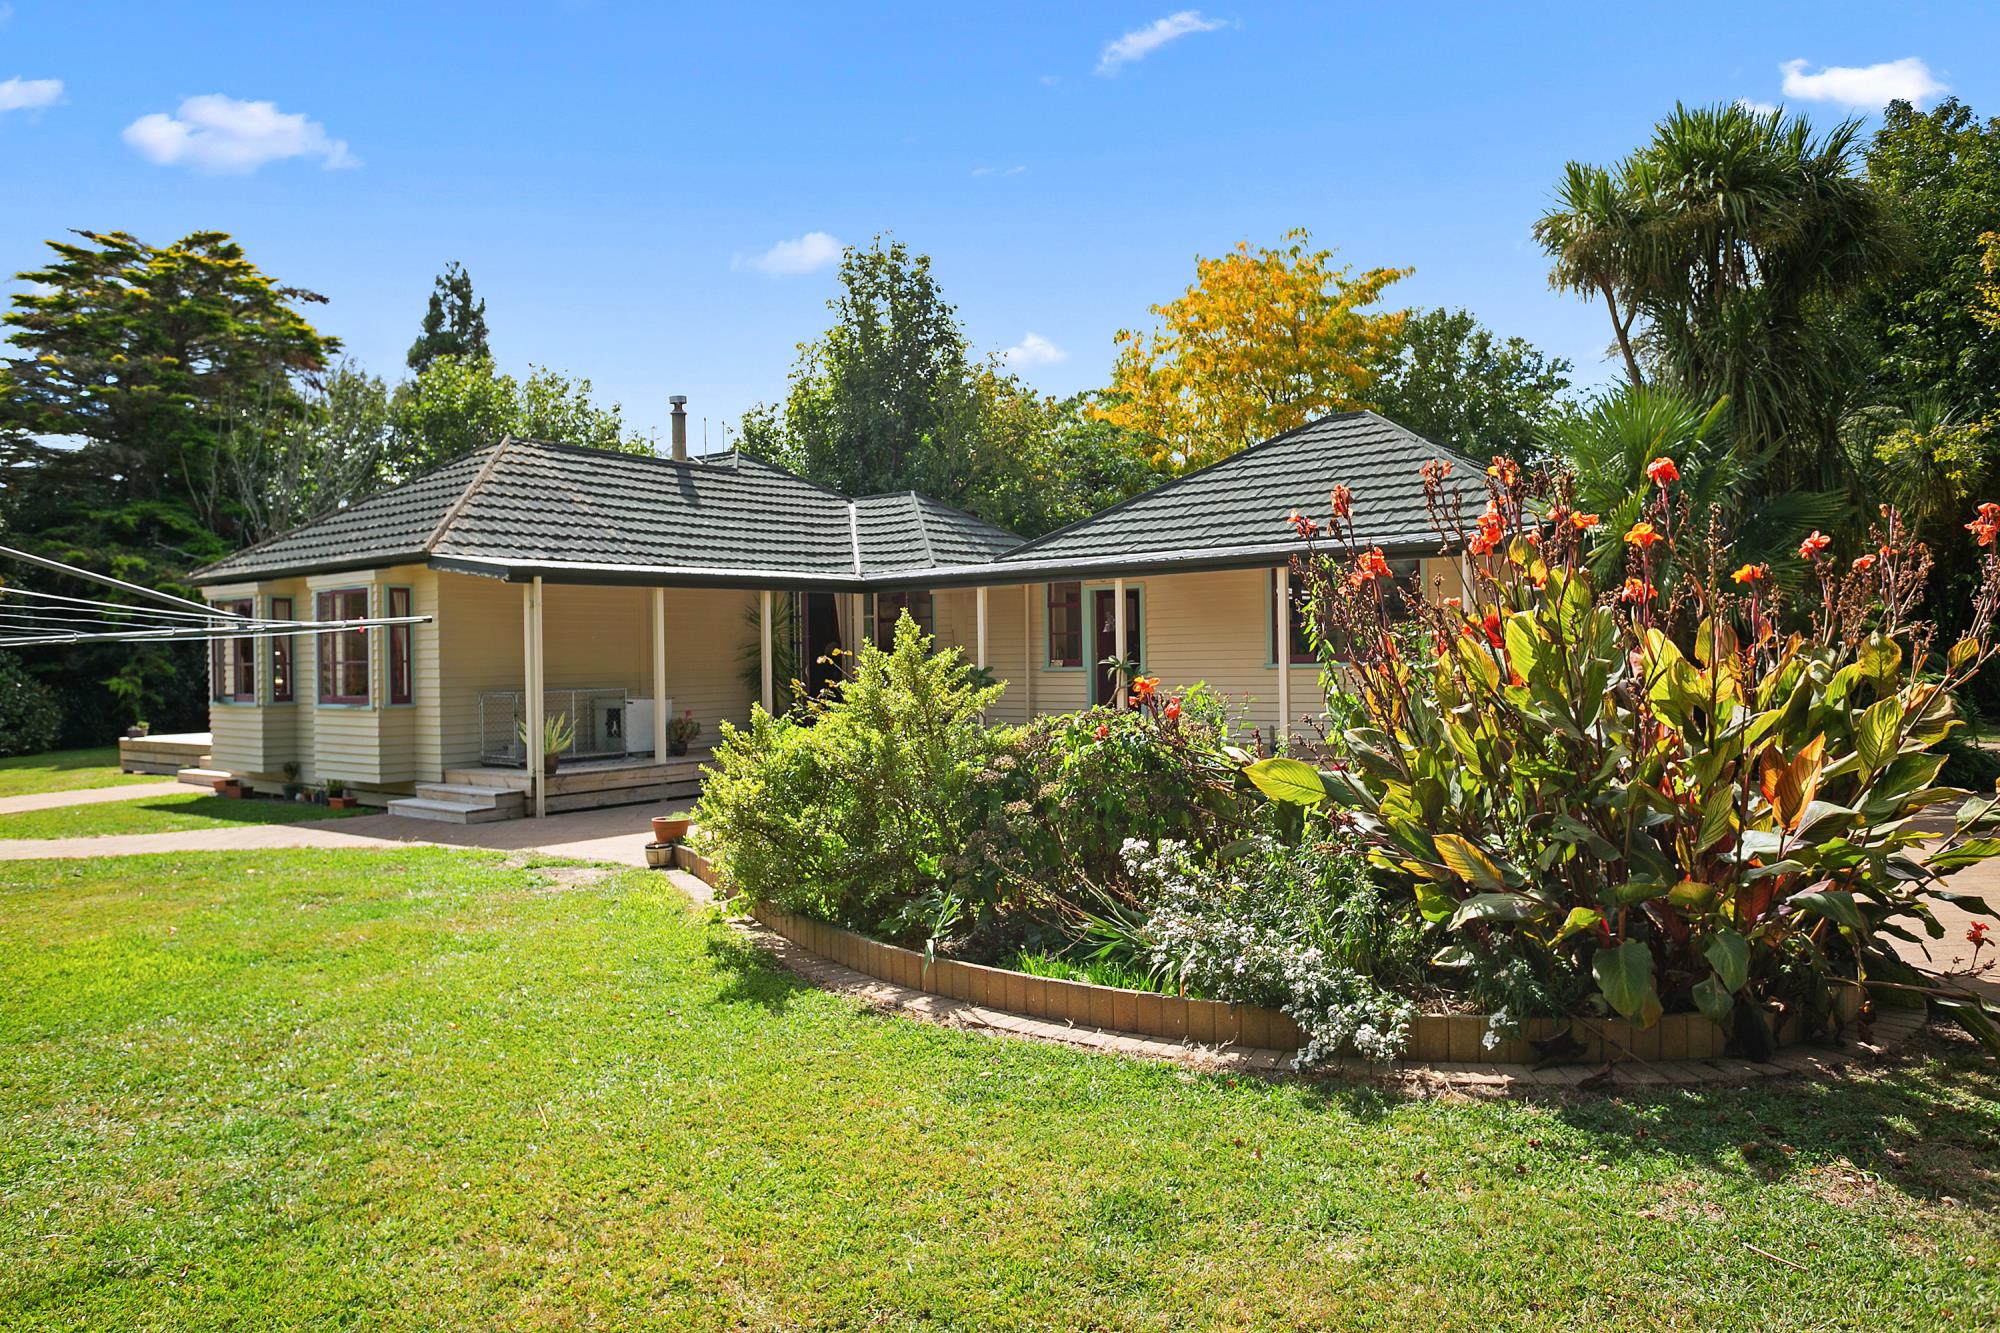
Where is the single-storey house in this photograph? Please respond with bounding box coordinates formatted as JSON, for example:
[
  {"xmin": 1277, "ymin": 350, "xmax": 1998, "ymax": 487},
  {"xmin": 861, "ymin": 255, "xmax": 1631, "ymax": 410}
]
[{"xmin": 188, "ymin": 409, "xmax": 1479, "ymax": 820}]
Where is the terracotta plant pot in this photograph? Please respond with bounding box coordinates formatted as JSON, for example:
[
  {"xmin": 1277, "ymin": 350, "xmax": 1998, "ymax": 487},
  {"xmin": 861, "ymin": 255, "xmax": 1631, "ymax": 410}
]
[
  {"xmin": 643, "ymin": 841, "xmax": 675, "ymax": 870},
  {"xmin": 650, "ymin": 815, "xmax": 693, "ymax": 844},
  {"xmin": 543, "ymin": 753, "xmax": 560, "ymax": 776},
  {"xmin": 328, "ymin": 795, "xmax": 357, "ymax": 811}
]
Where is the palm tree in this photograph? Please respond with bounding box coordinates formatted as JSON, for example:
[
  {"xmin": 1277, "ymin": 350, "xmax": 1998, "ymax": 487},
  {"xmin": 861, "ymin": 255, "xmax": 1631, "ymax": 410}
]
[
  {"xmin": 1536, "ymin": 103, "xmax": 1891, "ymax": 491},
  {"xmin": 1548, "ymin": 385, "xmax": 1846, "ymax": 590}
]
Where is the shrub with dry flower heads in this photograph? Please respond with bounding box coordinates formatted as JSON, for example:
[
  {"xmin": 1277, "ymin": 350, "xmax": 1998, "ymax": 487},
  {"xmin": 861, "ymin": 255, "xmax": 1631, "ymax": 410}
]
[{"xmin": 1248, "ymin": 454, "xmax": 2000, "ymax": 1052}]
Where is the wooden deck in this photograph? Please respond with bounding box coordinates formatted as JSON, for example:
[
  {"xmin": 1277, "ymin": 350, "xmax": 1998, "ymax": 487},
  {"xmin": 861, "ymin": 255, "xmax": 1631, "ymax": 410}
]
[
  {"xmin": 442, "ymin": 750, "xmax": 712, "ymax": 815},
  {"xmin": 119, "ymin": 731, "xmax": 212, "ymax": 775}
]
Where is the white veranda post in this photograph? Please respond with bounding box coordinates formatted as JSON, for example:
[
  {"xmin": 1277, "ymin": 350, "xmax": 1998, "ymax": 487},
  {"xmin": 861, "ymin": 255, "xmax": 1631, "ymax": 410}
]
[
  {"xmin": 1022, "ymin": 584, "xmax": 1033, "ymax": 716},
  {"xmin": 759, "ymin": 589, "xmax": 775, "ymax": 714},
  {"xmin": 651, "ymin": 587, "xmax": 669, "ymax": 761},
  {"xmin": 975, "ymin": 584, "xmax": 990, "ymax": 720},
  {"xmin": 1113, "ymin": 576, "xmax": 1128, "ymax": 710},
  {"xmin": 523, "ymin": 577, "xmax": 546, "ymax": 819},
  {"xmin": 1275, "ymin": 564, "xmax": 1292, "ymax": 752}
]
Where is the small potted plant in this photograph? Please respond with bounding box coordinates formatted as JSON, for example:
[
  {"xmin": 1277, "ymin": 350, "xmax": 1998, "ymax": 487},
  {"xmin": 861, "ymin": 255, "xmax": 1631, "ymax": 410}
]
[
  {"xmin": 518, "ymin": 712, "xmax": 575, "ymax": 775},
  {"xmin": 214, "ymin": 775, "xmax": 244, "ymax": 799},
  {"xmin": 665, "ymin": 709, "xmax": 703, "ymax": 757},
  {"xmin": 650, "ymin": 813, "xmax": 693, "ymax": 845},
  {"xmin": 643, "ymin": 841, "xmax": 676, "ymax": 870},
  {"xmin": 124, "ymin": 719, "xmax": 150, "ymax": 740},
  {"xmin": 282, "ymin": 761, "xmax": 305, "ymax": 800},
  {"xmin": 325, "ymin": 778, "xmax": 357, "ymax": 811}
]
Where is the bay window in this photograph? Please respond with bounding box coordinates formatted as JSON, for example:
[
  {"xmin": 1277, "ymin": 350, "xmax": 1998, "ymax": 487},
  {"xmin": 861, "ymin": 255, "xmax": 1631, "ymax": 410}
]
[{"xmin": 316, "ymin": 587, "xmax": 370, "ymax": 704}]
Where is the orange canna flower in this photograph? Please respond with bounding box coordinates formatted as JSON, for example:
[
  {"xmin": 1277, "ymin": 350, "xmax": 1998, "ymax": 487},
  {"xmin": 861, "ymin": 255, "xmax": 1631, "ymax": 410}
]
[
  {"xmin": 1619, "ymin": 577, "xmax": 1655, "ymax": 604},
  {"xmin": 1646, "ymin": 457, "xmax": 1681, "ymax": 487},
  {"xmin": 1163, "ymin": 697, "xmax": 1181, "ymax": 720},
  {"xmin": 1968, "ymin": 514, "xmax": 2000, "ymax": 547},
  {"xmin": 1799, "ymin": 530, "xmax": 1831, "ymax": 559},
  {"xmin": 1624, "ymin": 522, "xmax": 1662, "ymax": 549},
  {"xmin": 1571, "ymin": 512, "xmax": 1601, "ymax": 531},
  {"xmin": 1731, "ymin": 563, "xmax": 1769, "ymax": 585},
  {"xmin": 1353, "ymin": 547, "xmax": 1393, "ymax": 581},
  {"xmin": 1130, "ymin": 675, "xmax": 1160, "ymax": 704},
  {"xmin": 1853, "ymin": 553, "xmax": 1878, "ymax": 573},
  {"xmin": 1329, "ymin": 484, "xmax": 1353, "ymax": 520}
]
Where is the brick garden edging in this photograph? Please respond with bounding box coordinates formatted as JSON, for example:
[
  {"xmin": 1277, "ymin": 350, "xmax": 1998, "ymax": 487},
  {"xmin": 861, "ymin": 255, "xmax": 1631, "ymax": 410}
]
[{"xmin": 671, "ymin": 846, "xmax": 1926, "ymax": 1090}]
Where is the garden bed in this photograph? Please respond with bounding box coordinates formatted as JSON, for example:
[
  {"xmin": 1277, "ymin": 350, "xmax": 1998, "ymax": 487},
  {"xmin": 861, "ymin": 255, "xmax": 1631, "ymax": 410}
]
[{"xmin": 674, "ymin": 846, "xmax": 1878, "ymax": 1067}]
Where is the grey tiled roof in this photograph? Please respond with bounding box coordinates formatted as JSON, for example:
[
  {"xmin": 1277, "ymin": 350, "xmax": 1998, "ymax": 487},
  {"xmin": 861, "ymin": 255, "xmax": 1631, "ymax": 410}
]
[
  {"xmin": 969, "ymin": 411, "xmax": 1484, "ymax": 579},
  {"xmin": 192, "ymin": 439, "xmax": 1025, "ymax": 588},
  {"xmin": 192, "ymin": 413, "xmax": 1473, "ymax": 588}
]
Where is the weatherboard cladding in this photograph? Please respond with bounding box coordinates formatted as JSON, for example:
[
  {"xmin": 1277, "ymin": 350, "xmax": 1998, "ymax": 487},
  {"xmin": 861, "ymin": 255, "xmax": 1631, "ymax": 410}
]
[{"xmin": 192, "ymin": 412, "xmax": 1472, "ymax": 587}]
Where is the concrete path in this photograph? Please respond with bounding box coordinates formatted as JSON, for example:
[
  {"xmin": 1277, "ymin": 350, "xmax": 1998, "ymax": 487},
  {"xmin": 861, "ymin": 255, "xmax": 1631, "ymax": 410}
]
[
  {"xmin": 0, "ymin": 780, "xmax": 188, "ymax": 816},
  {"xmin": 0, "ymin": 798, "xmax": 690, "ymax": 867}
]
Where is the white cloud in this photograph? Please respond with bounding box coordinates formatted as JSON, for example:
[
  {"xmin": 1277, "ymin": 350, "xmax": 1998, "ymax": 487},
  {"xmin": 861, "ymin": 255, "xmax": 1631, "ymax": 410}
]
[
  {"xmin": 122, "ymin": 94, "xmax": 357, "ymax": 173},
  {"xmin": 1003, "ymin": 332, "xmax": 1066, "ymax": 368},
  {"xmin": 1735, "ymin": 97, "xmax": 1780, "ymax": 116},
  {"xmin": 740, "ymin": 231, "xmax": 843, "ymax": 276},
  {"xmin": 0, "ymin": 77, "xmax": 62, "ymax": 113},
  {"xmin": 1096, "ymin": 10, "xmax": 1226, "ymax": 76},
  {"xmin": 971, "ymin": 164, "xmax": 1026, "ymax": 178},
  {"xmin": 1778, "ymin": 57, "xmax": 1946, "ymax": 108}
]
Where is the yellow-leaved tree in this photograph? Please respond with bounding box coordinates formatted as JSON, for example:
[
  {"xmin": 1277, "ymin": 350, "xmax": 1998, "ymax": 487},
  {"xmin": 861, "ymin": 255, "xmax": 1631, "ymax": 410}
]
[
  {"xmin": 1095, "ymin": 229, "xmax": 1411, "ymax": 470},
  {"xmin": 1978, "ymin": 231, "xmax": 2000, "ymax": 331}
]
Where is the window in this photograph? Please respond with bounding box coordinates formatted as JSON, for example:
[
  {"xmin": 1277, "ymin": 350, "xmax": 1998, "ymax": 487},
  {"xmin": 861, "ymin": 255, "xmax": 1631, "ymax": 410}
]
[
  {"xmin": 210, "ymin": 598, "xmax": 255, "ymax": 702},
  {"xmin": 316, "ymin": 587, "xmax": 370, "ymax": 704},
  {"xmin": 1046, "ymin": 582, "xmax": 1082, "ymax": 667},
  {"xmin": 1278, "ymin": 559, "xmax": 1422, "ymax": 661},
  {"xmin": 387, "ymin": 586, "xmax": 413, "ymax": 705},
  {"xmin": 874, "ymin": 589, "xmax": 934, "ymax": 646},
  {"xmin": 269, "ymin": 597, "xmax": 295, "ymax": 703}
]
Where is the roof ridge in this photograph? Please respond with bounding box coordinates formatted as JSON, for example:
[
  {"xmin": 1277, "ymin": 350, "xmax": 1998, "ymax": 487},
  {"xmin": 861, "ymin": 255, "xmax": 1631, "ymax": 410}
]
[
  {"xmin": 847, "ymin": 500, "xmax": 862, "ymax": 574},
  {"xmin": 904, "ymin": 491, "xmax": 1025, "ymax": 544},
  {"xmin": 424, "ymin": 436, "xmax": 513, "ymax": 554},
  {"xmin": 910, "ymin": 493, "xmax": 937, "ymax": 568}
]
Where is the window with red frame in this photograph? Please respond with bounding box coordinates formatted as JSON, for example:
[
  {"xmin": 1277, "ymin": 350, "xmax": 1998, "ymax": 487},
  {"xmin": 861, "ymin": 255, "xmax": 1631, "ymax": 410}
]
[
  {"xmin": 1046, "ymin": 582, "xmax": 1082, "ymax": 666},
  {"xmin": 387, "ymin": 587, "xmax": 413, "ymax": 705},
  {"xmin": 873, "ymin": 589, "xmax": 933, "ymax": 646},
  {"xmin": 269, "ymin": 596, "xmax": 295, "ymax": 702},
  {"xmin": 210, "ymin": 598, "xmax": 255, "ymax": 701},
  {"xmin": 316, "ymin": 587, "xmax": 370, "ymax": 704}
]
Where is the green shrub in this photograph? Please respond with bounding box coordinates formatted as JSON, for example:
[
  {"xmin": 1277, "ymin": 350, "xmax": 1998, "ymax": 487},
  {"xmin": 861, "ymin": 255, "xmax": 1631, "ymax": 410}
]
[
  {"xmin": 694, "ymin": 614, "xmax": 1005, "ymax": 946},
  {"xmin": 0, "ymin": 652, "xmax": 62, "ymax": 758}
]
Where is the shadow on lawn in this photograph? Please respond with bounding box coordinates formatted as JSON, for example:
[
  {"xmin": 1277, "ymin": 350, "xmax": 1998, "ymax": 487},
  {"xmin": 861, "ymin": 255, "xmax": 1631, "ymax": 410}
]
[
  {"xmin": 1536, "ymin": 1027, "xmax": 2000, "ymax": 1212},
  {"xmin": 701, "ymin": 926, "xmax": 813, "ymax": 1013}
]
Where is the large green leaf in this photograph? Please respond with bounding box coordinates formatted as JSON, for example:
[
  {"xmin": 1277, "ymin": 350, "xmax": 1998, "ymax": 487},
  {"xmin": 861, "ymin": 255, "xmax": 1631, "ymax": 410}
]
[
  {"xmin": 1692, "ymin": 974, "xmax": 1735, "ymax": 1025},
  {"xmin": 1242, "ymin": 757, "xmax": 1326, "ymax": 806},
  {"xmin": 1592, "ymin": 939, "xmax": 1662, "ymax": 1027},
  {"xmin": 1555, "ymin": 906, "xmax": 1604, "ymax": 943},
  {"xmin": 1857, "ymin": 632, "xmax": 1903, "ymax": 681},
  {"xmin": 1926, "ymin": 838, "xmax": 2000, "ymax": 872},
  {"xmin": 1854, "ymin": 696, "xmax": 1901, "ymax": 771},
  {"xmin": 1790, "ymin": 889, "xmax": 1866, "ymax": 932},
  {"xmin": 1448, "ymin": 892, "xmax": 1542, "ymax": 929},
  {"xmin": 1702, "ymin": 929, "xmax": 1749, "ymax": 991}
]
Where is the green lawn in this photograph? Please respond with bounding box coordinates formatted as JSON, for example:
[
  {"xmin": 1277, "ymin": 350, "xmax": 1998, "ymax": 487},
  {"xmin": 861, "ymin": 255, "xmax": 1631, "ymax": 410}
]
[
  {"xmin": 0, "ymin": 849, "xmax": 1994, "ymax": 1331},
  {"xmin": 0, "ymin": 746, "xmax": 163, "ymax": 799},
  {"xmin": 0, "ymin": 792, "xmax": 362, "ymax": 840}
]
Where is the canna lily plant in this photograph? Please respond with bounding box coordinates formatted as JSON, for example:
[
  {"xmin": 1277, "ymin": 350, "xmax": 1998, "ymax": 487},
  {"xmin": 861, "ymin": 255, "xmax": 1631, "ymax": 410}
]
[{"xmin": 1250, "ymin": 456, "xmax": 2000, "ymax": 1053}]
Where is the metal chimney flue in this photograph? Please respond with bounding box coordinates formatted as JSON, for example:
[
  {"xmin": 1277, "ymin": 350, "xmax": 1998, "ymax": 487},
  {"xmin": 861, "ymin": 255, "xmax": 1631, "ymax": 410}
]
[{"xmin": 669, "ymin": 394, "xmax": 689, "ymax": 461}]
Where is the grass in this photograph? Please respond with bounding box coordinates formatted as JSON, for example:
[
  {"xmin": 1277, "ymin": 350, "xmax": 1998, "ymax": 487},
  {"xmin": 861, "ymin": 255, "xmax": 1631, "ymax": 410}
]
[
  {"xmin": 0, "ymin": 746, "xmax": 163, "ymax": 799},
  {"xmin": 1, "ymin": 848, "xmax": 1995, "ymax": 1331},
  {"xmin": 0, "ymin": 792, "xmax": 362, "ymax": 840}
]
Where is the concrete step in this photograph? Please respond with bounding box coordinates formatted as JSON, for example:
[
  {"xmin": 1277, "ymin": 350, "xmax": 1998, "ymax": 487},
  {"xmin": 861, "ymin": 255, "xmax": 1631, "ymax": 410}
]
[
  {"xmin": 178, "ymin": 767, "xmax": 233, "ymax": 787},
  {"xmin": 384, "ymin": 797, "xmax": 516, "ymax": 825},
  {"xmin": 413, "ymin": 782, "xmax": 525, "ymax": 810}
]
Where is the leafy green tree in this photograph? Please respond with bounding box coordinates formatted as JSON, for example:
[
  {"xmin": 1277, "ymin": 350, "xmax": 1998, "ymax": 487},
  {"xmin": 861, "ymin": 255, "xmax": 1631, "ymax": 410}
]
[
  {"xmin": 1536, "ymin": 103, "xmax": 1890, "ymax": 488},
  {"xmin": 1369, "ymin": 307, "xmax": 1572, "ymax": 459},
  {"xmin": 219, "ymin": 361, "xmax": 396, "ymax": 541},
  {"xmin": 406, "ymin": 261, "xmax": 490, "ymax": 372},
  {"xmin": 0, "ymin": 229, "xmax": 338, "ymax": 742},
  {"xmin": 1860, "ymin": 99, "xmax": 2000, "ymax": 422},
  {"xmin": 389, "ymin": 355, "xmax": 653, "ymax": 476},
  {"xmin": 968, "ymin": 385, "xmax": 1159, "ymax": 537},
  {"xmin": 743, "ymin": 237, "xmax": 981, "ymax": 500}
]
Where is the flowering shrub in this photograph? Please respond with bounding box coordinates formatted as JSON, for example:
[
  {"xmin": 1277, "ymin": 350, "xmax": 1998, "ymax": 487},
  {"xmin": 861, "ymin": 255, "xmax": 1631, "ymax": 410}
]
[
  {"xmin": 1119, "ymin": 836, "xmax": 1420, "ymax": 1063},
  {"xmin": 1251, "ymin": 454, "xmax": 2000, "ymax": 1051}
]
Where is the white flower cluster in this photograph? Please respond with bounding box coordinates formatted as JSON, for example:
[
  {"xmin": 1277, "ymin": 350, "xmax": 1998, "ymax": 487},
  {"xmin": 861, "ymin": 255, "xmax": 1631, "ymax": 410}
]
[{"xmin": 1121, "ymin": 838, "xmax": 1415, "ymax": 1064}]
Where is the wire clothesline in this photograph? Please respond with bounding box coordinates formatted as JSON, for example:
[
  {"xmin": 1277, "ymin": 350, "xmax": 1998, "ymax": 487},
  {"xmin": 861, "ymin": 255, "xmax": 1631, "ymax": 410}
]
[{"xmin": 0, "ymin": 542, "xmax": 434, "ymax": 650}]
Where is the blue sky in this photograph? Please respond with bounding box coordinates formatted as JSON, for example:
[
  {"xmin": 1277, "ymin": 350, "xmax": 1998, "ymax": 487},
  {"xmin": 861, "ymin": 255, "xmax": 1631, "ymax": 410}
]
[{"xmin": 2, "ymin": 2, "xmax": 1995, "ymax": 449}]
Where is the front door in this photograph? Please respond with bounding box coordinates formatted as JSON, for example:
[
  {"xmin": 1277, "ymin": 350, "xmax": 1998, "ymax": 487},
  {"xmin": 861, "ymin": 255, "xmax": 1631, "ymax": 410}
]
[{"xmin": 1090, "ymin": 586, "xmax": 1142, "ymax": 707}]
